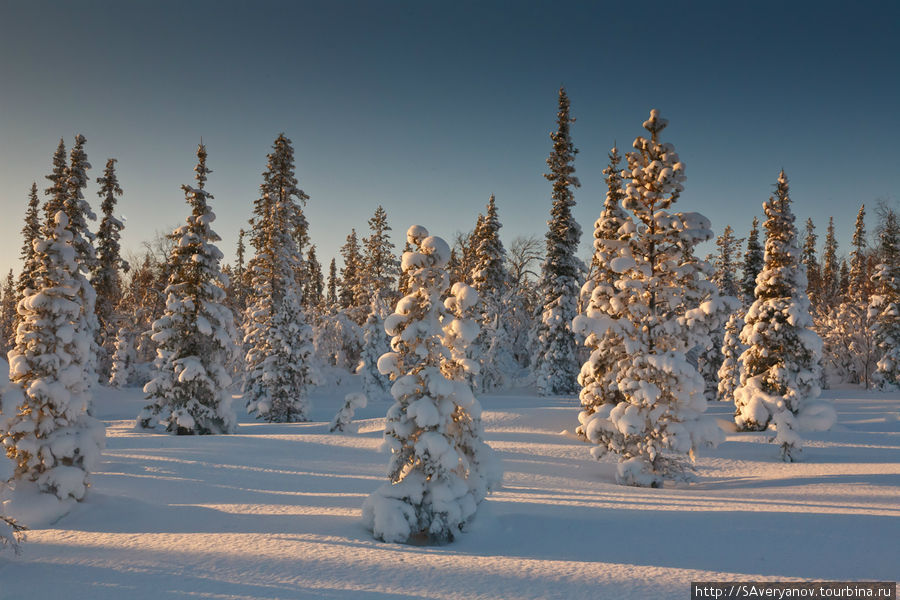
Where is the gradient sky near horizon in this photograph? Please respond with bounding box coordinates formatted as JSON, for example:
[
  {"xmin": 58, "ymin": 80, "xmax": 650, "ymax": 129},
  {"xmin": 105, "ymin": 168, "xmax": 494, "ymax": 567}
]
[{"xmin": 1, "ymin": 0, "xmax": 898, "ymax": 279}]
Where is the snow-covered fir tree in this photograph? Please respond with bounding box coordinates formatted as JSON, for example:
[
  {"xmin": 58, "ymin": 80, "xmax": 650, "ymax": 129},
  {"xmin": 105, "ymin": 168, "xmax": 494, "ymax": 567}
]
[
  {"xmin": 139, "ymin": 144, "xmax": 239, "ymax": 435},
  {"xmin": 312, "ymin": 308, "xmax": 361, "ymax": 370},
  {"xmin": 848, "ymin": 205, "xmax": 870, "ymax": 300},
  {"xmin": 359, "ymin": 292, "xmax": 391, "ymax": 398},
  {"xmin": 839, "ymin": 259, "xmax": 850, "ymax": 299},
  {"xmin": 801, "ymin": 218, "xmax": 822, "ymax": 311},
  {"xmin": 339, "ymin": 228, "xmax": 364, "ymax": 312},
  {"xmin": 833, "ymin": 205, "xmax": 878, "ymax": 388},
  {"xmin": 108, "ymin": 328, "xmax": 133, "ymax": 388},
  {"xmin": 698, "ymin": 225, "xmax": 743, "ymax": 400},
  {"xmin": 362, "ymin": 225, "xmax": 498, "ymax": 544},
  {"xmin": 717, "ymin": 309, "xmax": 746, "ymax": 403},
  {"xmin": 91, "ymin": 158, "xmax": 130, "ymax": 377},
  {"xmin": 303, "ymin": 245, "xmax": 324, "ymax": 309},
  {"xmin": 326, "ymin": 258, "xmax": 338, "ymax": 307},
  {"xmin": 741, "ymin": 217, "xmax": 764, "ymax": 305},
  {"xmin": 576, "ymin": 110, "xmax": 730, "ymax": 487},
  {"xmin": 362, "ymin": 205, "xmax": 398, "ymax": 304},
  {"xmin": 2, "ymin": 212, "xmax": 105, "ymax": 500},
  {"xmin": 16, "ymin": 183, "xmax": 42, "ymax": 304},
  {"xmin": 819, "ymin": 207, "xmax": 878, "ymax": 387},
  {"xmin": 0, "ymin": 272, "xmax": 16, "ymax": 355},
  {"xmin": 0, "ymin": 371, "xmax": 26, "ymax": 553},
  {"xmin": 42, "ymin": 139, "xmax": 68, "ymax": 226},
  {"xmin": 243, "ymin": 134, "xmax": 317, "ymax": 423},
  {"xmin": 573, "ymin": 145, "xmax": 630, "ymax": 433},
  {"xmin": 734, "ymin": 171, "xmax": 832, "ymax": 461},
  {"xmin": 231, "ymin": 228, "xmax": 249, "ymax": 314},
  {"xmin": 441, "ymin": 280, "xmax": 499, "ymax": 507},
  {"xmin": 64, "ymin": 135, "xmax": 97, "ymax": 270},
  {"xmin": 330, "ymin": 393, "xmax": 367, "ymax": 433},
  {"xmin": 820, "ymin": 216, "xmax": 840, "ymax": 306},
  {"xmin": 61, "ymin": 135, "xmax": 101, "ymax": 389},
  {"xmin": 869, "ymin": 204, "xmax": 900, "ymax": 388},
  {"xmin": 449, "ymin": 218, "xmax": 482, "ymax": 286},
  {"xmin": 534, "ymin": 86, "xmax": 583, "ymax": 396},
  {"xmin": 471, "ymin": 194, "xmax": 513, "ymax": 391},
  {"xmin": 712, "ymin": 225, "xmax": 742, "ymax": 299},
  {"xmin": 397, "ymin": 240, "xmax": 412, "ymax": 296}
]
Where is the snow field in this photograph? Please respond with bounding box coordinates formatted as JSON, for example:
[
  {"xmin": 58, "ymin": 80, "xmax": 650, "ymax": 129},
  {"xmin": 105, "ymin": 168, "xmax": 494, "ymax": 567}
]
[{"xmin": 0, "ymin": 385, "xmax": 898, "ymax": 599}]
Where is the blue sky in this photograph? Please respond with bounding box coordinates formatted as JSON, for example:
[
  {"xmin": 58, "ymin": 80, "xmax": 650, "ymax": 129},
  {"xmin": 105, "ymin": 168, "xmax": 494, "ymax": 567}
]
[{"xmin": 1, "ymin": 0, "xmax": 898, "ymax": 278}]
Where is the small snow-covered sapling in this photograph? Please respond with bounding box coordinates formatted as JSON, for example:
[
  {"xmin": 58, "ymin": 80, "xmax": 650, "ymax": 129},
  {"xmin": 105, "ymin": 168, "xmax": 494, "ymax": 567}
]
[{"xmin": 330, "ymin": 393, "xmax": 367, "ymax": 432}]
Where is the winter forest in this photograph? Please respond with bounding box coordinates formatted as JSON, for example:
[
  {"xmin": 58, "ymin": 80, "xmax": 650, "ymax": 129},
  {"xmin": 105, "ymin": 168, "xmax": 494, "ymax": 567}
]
[{"xmin": 0, "ymin": 86, "xmax": 898, "ymax": 596}]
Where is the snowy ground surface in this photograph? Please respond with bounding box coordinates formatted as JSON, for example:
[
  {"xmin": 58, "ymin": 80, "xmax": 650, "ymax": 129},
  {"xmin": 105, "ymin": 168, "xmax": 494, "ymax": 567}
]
[{"xmin": 1, "ymin": 382, "xmax": 898, "ymax": 599}]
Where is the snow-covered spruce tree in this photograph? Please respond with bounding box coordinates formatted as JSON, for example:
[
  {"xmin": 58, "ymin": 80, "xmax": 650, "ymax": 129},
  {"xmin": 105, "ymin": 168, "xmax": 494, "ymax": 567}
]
[
  {"xmin": 362, "ymin": 205, "xmax": 398, "ymax": 305},
  {"xmin": 741, "ymin": 217, "xmax": 764, "ymax": 305},
  {"xmin": 712, "ymin": 225, "xmax": 742, "ymax": 299},
  {"xmin": 717, "ymin": 309, "xmax": 746, "ymax": 403},
  {"xmin": 573, "ymin": 145, "xmax": 631, "ymax": 434},
  {"xmin": 2, "ymin": 212, "xmax": 105, "ymax": 500},
  {"xmin": 15, "ymin": 183, "xmax": 42, "ymax": 306},
  {"xmin": 363, "ymin": 225, "xmax": 497, "ymax": 544},
  {"xmin": 326, "ymin": 258, "xmax": 338, "ymax": 307},
  {"xmin": 577, "ymin": 110, "xmax": 730, "ymax": 487},
  {"xmin": 243, "ymin": 134, "xmax": 317, "ymax": 423},
  {"xmin": 397, "ymin": 240, "xmax": 412, "ymax": 296},
  {"xmin": 734, "ymin": 171, "xmax": 832, "ymax": 461},
  {"xmin": 108, "ymin": 328, "xmax": 133, "ymax": 388},
  {"xmin": 62, "ymin": 135, "xmax": 101, "ymax": 390},
  {"xmin": 330, "ymin": 393, "xmax": 367, "ymax": 433},
  {"xmin": 698, "ymin": 225, "xmax": 743, "ymax": 400},
  {"xmin": 471, "ymin": 194, "xmax": 513, "ymax": 391},
  {"xmin": 801, "ymin": 218, "xmax": 822, "ymax": 312},
  {"xmin": 92, "ymin": 158, "xmax": 130, "ymax": 378},
  {"xmin": 339, "ymin": 229, "xmax": 364, "ymax": 311},
  {"xmin": 303, "ymin": 245, "xmax": 324, "ymax": 309},
  {"xmin": 139, "ymin": 145, "xmax": 238, "ymax": 435},
  {"xmin": 839, "ymin": 259, "xmax": 850, "ymax": 299},
  {"xmin": 359, "ymin": 292, "xmax": 392, "ymax": 398},
  {"xmin": 820, "ymin": 217, "xmax": 840, "ymax": 306},
  {"xmin": 869, "ymin": 204, "xmax": 900, "ymax": 388},
  {"xmin": 534, "ymin": 86, "xmax": 583, "ymax": 396},
  {"xmin": 0, "ymin": 272, "xmax": 15, "ymax": 356},
  {"xmin": 833, "ymin": 205, "xmax": 878, "ymax": 388},
  {"xmin": 441, "ymin": 280, "xmax": 500, "ymax": 507},
  {"xmin": 42, "ymin": 140, "xmax": 68, "ymax": 226}
]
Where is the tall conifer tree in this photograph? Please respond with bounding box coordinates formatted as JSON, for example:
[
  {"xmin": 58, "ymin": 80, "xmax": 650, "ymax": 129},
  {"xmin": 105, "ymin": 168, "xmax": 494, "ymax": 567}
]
[
  {"xmin": 574, "ymin": 145, "xmax": 629, "ymax": 430},
  {"xmin": 243, "ymin": 134, "xmax": 317, "ymax": 422},
  {"xmin": 741, "ymin": 217, "xmax": 764, "ymax": 304},
  {"xmin": 576, "ymin": 110, "xmax": 729, "ymax": 486},
  {"xmin": 800, "ymin": 218, "xmax": 821, "ymax": 309},
  {"xmin": 2, "ymin": 212, "xmax": 105, "ymax": 500},
  {"xmin": 734, "ymin": 172, "xmax": 831, "ymax": 460},
  {"xmin": 92, "ymin": 158, "xmax": 130, "ymax": 375},
  {"xmin": 535, "ymin": 86, "xmax": 582, "ymax": 395},
  {"xmin": 139, "ymin": 145, "xmax": 239, "ymax": 434}
]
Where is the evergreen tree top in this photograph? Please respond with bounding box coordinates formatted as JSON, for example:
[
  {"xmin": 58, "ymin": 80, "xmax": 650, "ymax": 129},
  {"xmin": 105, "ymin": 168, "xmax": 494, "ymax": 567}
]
[
  {"xmin": 758, "ymin": 170, "xmax": 804, "ymax": 300},
  {"xmin": 20, "ymin": 183, "xmax": 41, "ymax": 264},
  {"xmin": 43, "ymin": 138, "xmax": 68, "ymax": 226},
  {"xmin": 544, "ymin": 86, "xmax": 580, "ymax": 195},
  {"xmin": 848, "ymin": 204, "xmax": 868, "ymax": 302},
  {"xmin": 623, "ymin": 109, "xmax": 685, "ymax": 214},
  {"xmin": 261, "ymin": 133, "xmax": 308, "ymax": 205}
]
